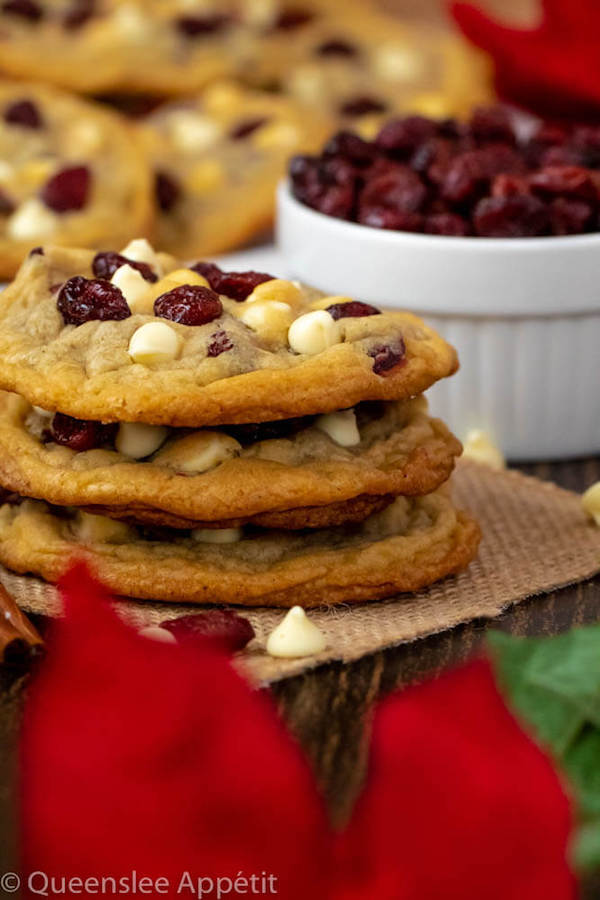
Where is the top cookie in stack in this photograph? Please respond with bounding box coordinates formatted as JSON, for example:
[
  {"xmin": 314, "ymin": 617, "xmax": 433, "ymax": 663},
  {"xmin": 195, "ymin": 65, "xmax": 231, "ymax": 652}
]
[
  {"xmin": 0, "ymin": 240, "xmax": 479, "ymax": 607},
  {"xmin": 0, "ymin": 241, "xmax": 457, "ymax": 424}
]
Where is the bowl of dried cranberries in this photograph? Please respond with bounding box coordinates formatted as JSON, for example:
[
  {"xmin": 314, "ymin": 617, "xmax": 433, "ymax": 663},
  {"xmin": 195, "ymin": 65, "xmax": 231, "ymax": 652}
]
[{"xmin": 277, "ymin": 106, "xmax": 600, "ymax": 459}]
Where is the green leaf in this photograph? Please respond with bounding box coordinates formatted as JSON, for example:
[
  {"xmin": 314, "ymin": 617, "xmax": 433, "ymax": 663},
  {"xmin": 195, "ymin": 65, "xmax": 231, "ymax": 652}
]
[
  {"xmin": 564, "ymin": 728, "xmax": 600, "ymax": 820},
  {"xmin": 573, "ymin": 820, "xmax": 600, "ymax": 871},
  {"xmin": 488, "ymin": 631, "xmax": 585, "ymax": 756}
]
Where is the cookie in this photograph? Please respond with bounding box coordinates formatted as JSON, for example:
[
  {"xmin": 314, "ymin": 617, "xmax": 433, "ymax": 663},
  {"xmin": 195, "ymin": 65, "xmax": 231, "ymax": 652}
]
[
  {"xmin": 0, "ymin": 392, "xmax": 461, "ymax": 529},
  {"xmin": 0, "ymin": 244, "xmax": 458, "ymax": 426},
  {"xmin": 276, "ymin": 13, "xmax": 492, "ymax": 135},
  {"xmin": 0, "ymin": 81, "xmax": 152, "ymax": 279},
  {"xmin": 136, "ymin": 81, "xmax": 329, "ymax": 258},
  {"xmin": 0, "ymin": 491, "xmax": 481, "ymax": 607},
  {"xmin": 0, "ymin": 0, "xmax": 345, "ymax": 95}
]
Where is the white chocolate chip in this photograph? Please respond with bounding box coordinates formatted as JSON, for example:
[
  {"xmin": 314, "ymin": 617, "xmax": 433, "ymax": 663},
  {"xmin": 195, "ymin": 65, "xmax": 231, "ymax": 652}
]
[
  {"xmin": 7, "ymin": 198, "xmax": 56, "ymax": 240},
  {"xmin": 128, "ymin": 321, "xmax": 181, "ymax": 366},
  {"xmin": 191, "ymin": 527, "xmax": 243, "ymax": 543},
  {"xmin": 166, "ymin": 111, "xmax": 222, "ymax": 153},
  {"xmin": 246, "ymin": 279, "xmax": 302, "ymax": 308},
  {"xmin": 374, "ymin": 44, "xmax": 424, "ymax": 82},
  {"xmin": 0, "ymin": 160, "xmax": 14, "ymax": 182},
  {"xmin": 67, "ymin": 119, "xmax": 103, "ymax": 154},
  {"xmin": 241, "ymin": 300, "xmax": 293, "ymax": 343},
  {"xmin": 462, "ymin": 429, "xmax": 505, "ymax": 470},
  {"xmin": 115, "ymin": 422, "xmax": 168, "ymax": 459},
  {"xmin": 111, "ymin": 264, "xmax": 150, "ymax": 314},
  {"xmin": 113, "ymin": 3, "xmax": 152, "ymax": 40},
  {"xmin": 288, "ymin": 310, "xmax": 341, "ymax": 355},
  {"xmin": 266, "ymin": 606, "xmax": 327, "ymax": 658},
  {"xmin": 582, "ymin": 482, "xmax": 600, "ymax": 526},
  {"xmin": 120, "ymin": 238, "xmax": 159, "ymax": 270},
  {"xmin": 153, "ymin": 430, "xmax": 241, "ymax": 474},
  {"xmin": 315, "ymin": 409, "xmax": 360, "ymax": 447},
  {"xmin": 75, "ymin": 511, "xmax": 133, "ymax": 544},
  {"xmin": 139, "ymin": 626, "xmax": 177, "ymax": 644}
]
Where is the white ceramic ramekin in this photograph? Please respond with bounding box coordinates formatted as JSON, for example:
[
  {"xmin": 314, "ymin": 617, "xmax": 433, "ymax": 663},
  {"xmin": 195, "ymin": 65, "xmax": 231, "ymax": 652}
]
[{"xmin": 277, "ymin": 181, "xmax": 600, "ymax": 460}]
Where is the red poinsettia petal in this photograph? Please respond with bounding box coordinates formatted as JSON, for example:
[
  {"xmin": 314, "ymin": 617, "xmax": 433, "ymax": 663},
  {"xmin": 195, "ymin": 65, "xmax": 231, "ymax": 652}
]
[
  {"xmin": 333, "ymin": 659, "xmax": 575, "ymax": 900},
  {"xmin": 452, "ymin": 2, "xmax": 600, "ymax": 119},
  {"xmin": 20, "ymin": 562, "xmax": 331, "ymax": 899}
]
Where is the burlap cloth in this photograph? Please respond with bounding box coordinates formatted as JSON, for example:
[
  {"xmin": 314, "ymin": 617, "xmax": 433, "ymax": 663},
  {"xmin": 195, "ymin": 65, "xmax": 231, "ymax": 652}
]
[{"xmin": 2, "ymin": 460, "xmax": 599, "ymax": 684}]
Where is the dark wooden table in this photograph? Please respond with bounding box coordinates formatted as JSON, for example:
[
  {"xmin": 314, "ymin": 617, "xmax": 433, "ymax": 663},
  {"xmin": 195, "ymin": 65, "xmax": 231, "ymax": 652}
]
[{"xmin": 1, "ymin": 458, "xmax": 600, "ymax": 895}]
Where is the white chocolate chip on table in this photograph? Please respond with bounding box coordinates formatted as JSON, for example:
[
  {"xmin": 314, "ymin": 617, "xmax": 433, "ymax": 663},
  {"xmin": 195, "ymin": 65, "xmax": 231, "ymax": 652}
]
[
  {"xmin": 462, "ymin": 429, "xmax": 506, "ymax": 471},
  {"xmin": 266, "ymin": 606, "xmax": 327, "ymax": 658},
  {"xmin": 582, "ymin": 483, "xmax": 600, "ymax": 526}
]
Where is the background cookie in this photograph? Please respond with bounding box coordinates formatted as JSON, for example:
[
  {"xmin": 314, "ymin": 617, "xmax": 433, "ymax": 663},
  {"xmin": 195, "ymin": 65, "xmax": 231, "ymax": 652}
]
[
  {"xmin": 0, "ymin": 82, "xmax": 152, "ymax": 278},
  {"xmin": 137, "ymin": 81, "xmax": 329, "ymax": 258},
  {"xmin": 0, "ymin": 245, "xmax": 458, "ymax": 426},
  {"xmin": 0, "ymin": 491, "xmax": 481, "ymax": 606},
  {"xmin": 272, "ymin": 13, "xmax": 492, "ymax": 134},
  {"xmin": 0, "ymin": 393, "xmax": 462, "ymax": 529}
]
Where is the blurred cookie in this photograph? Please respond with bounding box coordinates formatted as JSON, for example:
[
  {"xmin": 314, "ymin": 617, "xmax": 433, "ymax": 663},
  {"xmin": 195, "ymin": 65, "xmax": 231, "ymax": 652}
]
[
  {"xmin": 0, "ymin": 81, "xmax": 152, "ymax": 278},
  {"xmin": 0, "ymin": 490, "xmax": 481, "ymax": 606},
  {"xmin": 0, "ymin": 393, "xmax": 461, "ymax": 529},
  {"xmin": 276, "ymin": 14, "xmax": 492, "ymax": 136},
  {"xmin": 137, "ymin": 81, "xmax": 329, "ymax": 257},
  {"xmin": 0, "ymin": 0, "xmax": 346, "ymax": 95},
  {"xmin": 0, "ymin": 244, "xmax": 458, "ymax": 426}
]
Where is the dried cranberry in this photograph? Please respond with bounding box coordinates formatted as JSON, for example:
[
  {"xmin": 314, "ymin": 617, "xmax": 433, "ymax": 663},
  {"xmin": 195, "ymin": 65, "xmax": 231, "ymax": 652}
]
[
  {"xmin": 529, "ymin": 165, "xmax": 598, "ymax": 203},
  {"xmin": 92, "ymin": 251, "xmax": 158, "ymax": 283},
  {"xmin": 323, "ymin": 131, "xmax": 376, "ymax": 168},
  {"xmin": 524, "ymin": 123, "xmax": 569, "ymax": 167},
  {"xmin": 569, "ymin": 126, "xmax": 600, "ymax": 168},
  {"xmin": 41, "ymin": 165, "xmax": 90, "ymax": 212},
  {"xmin": 468, "ymin": 106, "xmax": 515, "ymax": 145},
  {"xmin": 326, "ymin": 300, "xmax": 381, "ymax": 319},
  {"xmin": 214, "ymin": 270, "xmax": 275, "ymax": 302},
  {"xmin": 360, "ymin": 166, "xmax": 427, "ymax": 215},
  {"xmin": 2, "ymin": 0, "xmax": 42, "ymax": 19},
  {"xmin": 273, "ymin": 8, "xmax": 314, "ymax": 30},
  {"xmin": 191, "ymin": 261, "xmax": 223, "ymax": 287},
  {"xmin": 377, "ymin": 116, "xmax": 438, "ymax": 158},
  {"xmin": 441, "ymin": 146, "xmax": 524, "ymax": 205},
  {"xmin": 191, "ymin": 261, "xmax": 274, "ymax": 301},
  {"xmin": 160, "ymin": 610, "xmax": 255, "ymax": 653},
  {"xmin": 550, "ymin": 197, "xmax": 594, "ymax": 235},
  {"xmin": 63, "ymin": 0, "xmax": 95, "ymax": 28},
  {"xmin": 369, "ymin": 339, "xmax": 406, "ymax": 375},
  {"xmin": 206, "ymin": 330, "xmax": 233, "ymax": 357},
  {"xmin": 225, "ymin": 416, "xmax": 314, "ymax": 445},
  {"xmin": 540, "ymin": 145, "xmax": 584, "ymax": 168},
  {"xmin": 229, "ymin": 117, "xmax": 269, "ymax": 140},
  {"xmin": 155, "ymin": 285, "xmax": 222, "ymax": 326},
  {"xmin": 4, "ymin": 98, "xmax": 42, "ymax": 129},
  {"xmin": 424, "ymin": 213, "xmax": 471, "ymax": 236},
  {"xmin": 473, "ymin": 195, "xmax": 551, "ymax": 237},
  {"xmin": 155, "ymin": 171, "xmax": 180, "ymax": 212},
  {"xmin": 410, "ymin": 137, "xmax": 455, "ymax": 179},
  {"xmin": 340, "ymin": 96, "xmax": 388, "ymax": 118},
  {"xmin": 316, "ymin": 38, "xmax": 359, "ymax": 57},
  {"xmin": 491, "ymin": 173, "xmax": 530, "ymax": 198},
  {"xmin": 57, "ymin": 276, "xmax": 131, "ymax": 325},
  {"xmin": 358, "ymin": 207, "xmax": 424, "ymax": 231},
  {"xmin": 0, "ymin": 188, "xmax": 14, "ymax": 216},
  {"xmin": 176, "ymin": 14, "xmax": 231, "ymax": 36},
  {"xmin": 29, "ymin": 245, "xmax": 43, "ymax": 255},
  {"xmin": 50, "ymin": 413, "xmax": 116, "ymax": 452},
  {"xmin": 290, "ymin": 154, "xmax": 357, "ymax": 217}
]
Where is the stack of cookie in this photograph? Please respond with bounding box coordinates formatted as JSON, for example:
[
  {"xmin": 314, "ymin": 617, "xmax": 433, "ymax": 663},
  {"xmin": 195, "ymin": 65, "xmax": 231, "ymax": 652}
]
[
  {"xmin": 0, "ymin": 241, "xmax": 479, "ymax": 607},
  {"xmin": 0, "ymin": 0, "xmax": 492, "ymax": 276}
]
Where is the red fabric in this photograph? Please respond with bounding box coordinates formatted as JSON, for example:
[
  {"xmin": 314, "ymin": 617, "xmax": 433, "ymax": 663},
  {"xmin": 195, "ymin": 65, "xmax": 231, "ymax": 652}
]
[
  {"xmin": 20, "ymin": 564, "xmax": 576, "ymax": 899},
  {"xmin": 452, "ymin": 0, "xmax": 600, "ymax": 121}
]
